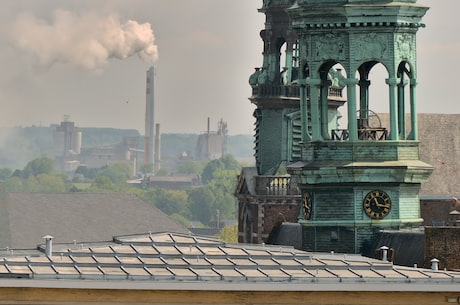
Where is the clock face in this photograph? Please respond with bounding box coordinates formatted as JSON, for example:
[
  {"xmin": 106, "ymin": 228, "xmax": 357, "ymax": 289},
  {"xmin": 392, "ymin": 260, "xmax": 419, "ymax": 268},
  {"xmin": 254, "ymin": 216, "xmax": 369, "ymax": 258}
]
[
  {"xmin": 302, "ymin": 192, "xmax": 312, "ymax": 220},
  {"xmin": 363, "ymin": 190, "xmax": 391, "ymax": 219}
]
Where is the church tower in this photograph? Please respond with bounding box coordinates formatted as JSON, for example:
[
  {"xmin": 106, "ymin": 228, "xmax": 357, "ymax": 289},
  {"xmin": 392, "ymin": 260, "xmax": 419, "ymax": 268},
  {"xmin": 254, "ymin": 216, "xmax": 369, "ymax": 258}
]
[
  {"xmin": 286, "ymin": 0, "xmax": 433, "ymax": 253},
  {"xmin": 236, "ymin": 0, "xmax": 345, "ymax": 244},
  {"xmin": 250, "ymin": 0, "xmax": 301, "ymax": 175}
]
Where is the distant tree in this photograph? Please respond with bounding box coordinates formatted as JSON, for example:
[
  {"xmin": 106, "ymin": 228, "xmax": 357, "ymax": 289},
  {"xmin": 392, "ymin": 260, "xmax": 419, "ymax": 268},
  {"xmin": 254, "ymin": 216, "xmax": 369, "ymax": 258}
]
[
  {"xmin": 201, "ymin": 155, "xmax": 241, "ymax": 184},
  {"xmin": 155, "ymin": 168, "xmax": 169, "ymax": 176},
  {"xmin": 139, "ymin": 163, "xmax": 154, "ymax": 175},
  {"xmin": 74, "ymin": 166, "xmax": 98, "ymax": 180},
  {"xmin": 220, "ymin": 155, "xmax": 240, "ymax": 171},
  {"xmin": 144, "ymin": 188, "xmax": 187, "ymax": 215},
  {"xmin": 89, "ymin": 176, "xmax": 117, "ymax": 192},
  {"xmin": 96, "ymin": 162, "xmax": 132, "ymax": 183},
  {"xmin": 207, "ymin": 168, "xmax": 239, "ymax": 220},
  {"xmin": 4, "ymin": 176, "xmax": 23, "ymax": 192},
  {"xmin": 69, "ymin": 185, "xmax": 82, "ymax": 192},
  {"xmin": 219, "ymin": 223, "xmax": 238, "ymax": 243},
  {"xmin": 35, "ymin": 173, "xmax": 67, "ymax": 192},
  {"xmin": 176, "ymin": 160, "xmax": 206, "ymax": 175},
  {"xmin": 0, "ymin": 168, "xmax": 12, "ymax": 180},
  {"xmin": 24, "ymin": 175, "xmax": 40, "ymax": 192},
  {"xmin": 12, "ymin": 169, "xmax": 23, "ymax": 178},
  {"xmin": 169, "ymin": 213, "xmax": 190, "ymax": 229},
  {"xmin": 201, "ymin": 159, "xmax": 224, "ymax": 184},
  {"xmin": 22, "ymin": 157, "xmax": 54, "ymax": 178},
  {"xmin": 187, "ymin": 187, "xmax": 215, "ymax": 225}
]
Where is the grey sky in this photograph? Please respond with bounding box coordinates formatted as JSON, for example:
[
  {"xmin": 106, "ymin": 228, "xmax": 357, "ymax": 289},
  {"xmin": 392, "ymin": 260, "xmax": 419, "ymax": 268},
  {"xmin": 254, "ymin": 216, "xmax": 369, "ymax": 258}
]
[{"xmin": 0, "ymin": 0, "xmax": 457, "ymax": 135}]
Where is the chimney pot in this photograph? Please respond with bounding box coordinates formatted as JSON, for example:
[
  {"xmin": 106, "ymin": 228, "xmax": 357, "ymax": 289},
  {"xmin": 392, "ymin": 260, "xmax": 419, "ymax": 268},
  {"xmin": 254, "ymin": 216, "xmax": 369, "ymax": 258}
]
[
  {"xmin": 431, "ymin": 258, "xmax": 440, "ymax": 271},
  {"xmin": 43, "ymin": 235, "xmax": 53, "ymax": 257},
  {"xmin": 379, "ymin": 245, "xmax": 389, "ymax": 262}
]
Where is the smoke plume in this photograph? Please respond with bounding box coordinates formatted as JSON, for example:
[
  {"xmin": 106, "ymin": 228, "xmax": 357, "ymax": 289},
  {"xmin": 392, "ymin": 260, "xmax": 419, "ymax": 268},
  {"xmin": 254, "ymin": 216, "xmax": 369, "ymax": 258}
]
[{"xmin": 10, "ymin": 9, "xmax": 158, "ymax": 70}]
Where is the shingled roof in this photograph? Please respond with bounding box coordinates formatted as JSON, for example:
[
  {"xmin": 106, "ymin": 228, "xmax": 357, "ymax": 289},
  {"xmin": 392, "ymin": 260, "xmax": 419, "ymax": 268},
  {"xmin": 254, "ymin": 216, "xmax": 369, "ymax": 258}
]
[{"xmin": 0, "ymin": 192, "xmax": 188, "ymax": 250}]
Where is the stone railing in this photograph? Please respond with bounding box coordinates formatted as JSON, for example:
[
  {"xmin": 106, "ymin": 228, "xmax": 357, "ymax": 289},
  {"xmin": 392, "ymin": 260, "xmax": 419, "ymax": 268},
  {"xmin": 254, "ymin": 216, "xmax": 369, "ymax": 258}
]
[
  {"xmin": 331, "ymin": 128, "xmax": 388, "ymax": 141},
  {"xmin": 252, "ymin": 84, "xmax": 343, "ymax": 99},
  {"xmin": 252, "ymin": 85, "xmax": 300, "ymax": 98},
  {"xmin": 263, "ymin": 0, "xmax": 295, "ymax": 7},
  {"xmin": 255, "ymin": 175, "xmax": 301, "ymax": 196}
]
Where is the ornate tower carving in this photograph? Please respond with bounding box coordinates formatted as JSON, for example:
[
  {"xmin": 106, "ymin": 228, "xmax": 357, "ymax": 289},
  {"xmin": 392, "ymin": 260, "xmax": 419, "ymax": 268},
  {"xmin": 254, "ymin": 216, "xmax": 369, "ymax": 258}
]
[{"xmin": 286, "ymin": 0, "xmax": 433, "ymax": 253}]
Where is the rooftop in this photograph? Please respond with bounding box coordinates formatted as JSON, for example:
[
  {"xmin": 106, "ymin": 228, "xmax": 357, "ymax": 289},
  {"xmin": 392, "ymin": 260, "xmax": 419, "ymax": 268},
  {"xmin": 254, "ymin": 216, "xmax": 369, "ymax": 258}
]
[
  {"xmin": 0, "ymin": 192, "xmax": 188, "ymax": 249},
  {"xmin": 0, "ymin": 232, "xmax": 458, "ymax": 292}
]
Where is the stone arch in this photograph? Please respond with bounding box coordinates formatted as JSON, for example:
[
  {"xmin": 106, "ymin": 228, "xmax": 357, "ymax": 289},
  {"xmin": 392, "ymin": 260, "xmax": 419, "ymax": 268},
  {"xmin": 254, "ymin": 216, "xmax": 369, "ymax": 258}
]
[
  {"xmin": 272, "ymin": 36, "xmax": 287, "ymax": 84},
  {"xmin": 240, "ymin": 201, "xmax": 252, "ymax": 244},
  {"xmin": 355, "ymin": 60, "xmax": 390, "ymax": 131},
  {"xmin": 256, "ymin": 28, "xmax": 300, "ymax": 86},
  {"xmin": 313, "ymin": 61, "xmax": 348, "ymax": 140},
  {"xmin": 396, "ymin": 60, "xmax": 418, "ymax": 139}
]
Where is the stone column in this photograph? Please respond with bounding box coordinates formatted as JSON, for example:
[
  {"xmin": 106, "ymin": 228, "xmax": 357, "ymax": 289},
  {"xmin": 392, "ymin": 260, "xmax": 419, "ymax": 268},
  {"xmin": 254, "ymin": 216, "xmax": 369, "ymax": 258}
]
[
  {"xmin": 306, "ymin": 78, "xmax": 322, "ymax": 141},
  {"xmin": 299, "ymin": 79, "xmax": 311, "ymax": 142},
  {"xmin": 321, "ymin": 80, "xmax": 332, "ymax": 139},
  {"xmin": 409, "ymin": 78, "xmax": 418, "ymax": 140},
  {"xmin": 345, "ymin": 78, "xmax": 359, "ymax": 141},
  {"xmin": 359, "ymin": 79, "xmax": 371, "ymax": 125},
  {"xmin": 398, "ymin": 79, "xmax": 408, "ymax": 139},
  {"xmin": 284, "ymin": 38, "xmax": 295, "ymax": 84},
  {"xmin": 386, "ymin": 77, "xmax": 400, "ymax": 140}
]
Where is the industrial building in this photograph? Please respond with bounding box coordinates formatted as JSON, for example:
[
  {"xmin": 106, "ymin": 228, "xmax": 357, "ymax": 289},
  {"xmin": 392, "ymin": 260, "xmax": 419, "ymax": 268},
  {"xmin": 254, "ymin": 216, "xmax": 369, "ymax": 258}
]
[
  {"xmin": 195, "ymin": 118, "xmax": 228, "ymax": 161},
  {"xmin": 53, "ymin": 117, "xmax": 82, "ymax": 172}
]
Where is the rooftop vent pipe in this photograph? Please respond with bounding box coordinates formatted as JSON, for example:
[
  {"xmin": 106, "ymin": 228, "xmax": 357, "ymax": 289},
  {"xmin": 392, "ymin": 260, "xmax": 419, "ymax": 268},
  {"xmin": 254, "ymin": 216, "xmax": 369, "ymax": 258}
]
[
  {"xmin": 379, "ymin": 246, "xmax": 389, "ymax": 262},
  {"xmin": 431, "ymin": 258, "xmax": 440, "ymax": 271},
  {"xmin": 43, "ymin": 235, "xmax": 53, "ymax": 257}
]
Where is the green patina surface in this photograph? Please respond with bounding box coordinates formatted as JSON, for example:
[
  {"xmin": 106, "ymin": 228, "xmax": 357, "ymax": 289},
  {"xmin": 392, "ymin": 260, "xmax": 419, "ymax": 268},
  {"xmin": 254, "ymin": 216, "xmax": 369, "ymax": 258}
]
[
  {"xmin": 244, "ymin": 0, "xmax": 432, "ymax": 253},
  {"xmin": 287, "ymin": 0, "xmax": 431, "ymax": 253},
  {"xmin": 288, "ymin": 0, "xmax": 428, "ymax": 142}
]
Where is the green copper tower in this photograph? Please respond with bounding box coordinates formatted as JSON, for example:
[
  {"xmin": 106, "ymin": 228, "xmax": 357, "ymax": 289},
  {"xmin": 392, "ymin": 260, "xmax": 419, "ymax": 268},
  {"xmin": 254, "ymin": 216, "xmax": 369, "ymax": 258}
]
[
  {"xmin": 236, "ymin": 0, "xmax": 345, "ymax": 244},
  {"xmin": 287, "ymin": 0, "xmax": 433, "ymax": 253}
]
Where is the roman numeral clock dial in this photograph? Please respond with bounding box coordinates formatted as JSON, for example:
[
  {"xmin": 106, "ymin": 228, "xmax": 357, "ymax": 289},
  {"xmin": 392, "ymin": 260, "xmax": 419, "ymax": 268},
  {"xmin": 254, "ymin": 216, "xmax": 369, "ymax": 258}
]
[{"xmin": 363, "ymin": 190, "xmax": 391, "ymax": 219}]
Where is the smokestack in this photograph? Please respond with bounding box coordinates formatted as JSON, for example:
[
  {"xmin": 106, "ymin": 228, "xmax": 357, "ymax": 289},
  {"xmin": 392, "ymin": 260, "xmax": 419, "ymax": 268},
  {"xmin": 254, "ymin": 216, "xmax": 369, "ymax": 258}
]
[
  {"xmin": 145, "ymin": 66, "xmax": 155, "ymax": 165},
  {"xmin": 207, "ymin": 117, "xmax": 211, "ymax": 160},
  {"xmin": 154, "ymin": 123, "xmax": 161, "ymax": 172}
]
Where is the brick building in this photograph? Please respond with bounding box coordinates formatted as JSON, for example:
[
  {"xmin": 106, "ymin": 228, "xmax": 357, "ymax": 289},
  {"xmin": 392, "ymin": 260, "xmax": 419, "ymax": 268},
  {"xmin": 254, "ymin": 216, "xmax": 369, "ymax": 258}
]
[{"xmin": 425, "ymin": 227, "xmax": 460, "ymax": 270}]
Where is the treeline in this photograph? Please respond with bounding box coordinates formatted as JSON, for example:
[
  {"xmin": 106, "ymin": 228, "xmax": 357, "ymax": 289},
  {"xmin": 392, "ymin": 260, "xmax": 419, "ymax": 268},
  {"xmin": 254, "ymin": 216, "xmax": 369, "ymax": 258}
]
[{"xmin": 0, "ymin": 155, "xmax": 244, "ymax": 231}]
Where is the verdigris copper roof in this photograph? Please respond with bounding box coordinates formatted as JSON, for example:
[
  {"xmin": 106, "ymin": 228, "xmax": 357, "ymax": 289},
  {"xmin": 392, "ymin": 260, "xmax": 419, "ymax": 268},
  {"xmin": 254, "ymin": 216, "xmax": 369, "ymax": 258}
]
[{"xmin": 0, "ymin": 232, "xmax": 459, "ymax": 289}]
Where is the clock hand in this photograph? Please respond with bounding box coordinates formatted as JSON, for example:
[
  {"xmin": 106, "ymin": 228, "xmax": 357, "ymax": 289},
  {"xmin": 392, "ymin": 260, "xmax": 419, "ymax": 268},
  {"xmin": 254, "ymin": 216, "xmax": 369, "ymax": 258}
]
[
  {"xmin": 373, "ymin": 197, "xmax": 390, "ymax": 208},
  {"xmin": 373, "ymin": 197, "xmax": 380, "ymax": 206}
]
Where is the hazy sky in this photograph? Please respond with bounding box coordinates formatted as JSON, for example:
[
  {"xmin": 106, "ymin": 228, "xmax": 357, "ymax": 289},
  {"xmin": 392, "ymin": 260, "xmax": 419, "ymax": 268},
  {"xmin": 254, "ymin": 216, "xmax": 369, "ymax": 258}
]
[{"xmin": 0, "ymin": 0, "xmax": 457, "ymax": 135}]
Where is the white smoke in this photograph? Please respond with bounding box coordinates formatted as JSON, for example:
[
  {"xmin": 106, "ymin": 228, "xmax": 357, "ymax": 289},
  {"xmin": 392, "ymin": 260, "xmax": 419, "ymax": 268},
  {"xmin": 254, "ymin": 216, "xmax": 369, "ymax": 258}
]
[{"xmin": 10, "ymin": 9, "xmax": 158, "ymax": 70}]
